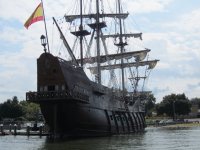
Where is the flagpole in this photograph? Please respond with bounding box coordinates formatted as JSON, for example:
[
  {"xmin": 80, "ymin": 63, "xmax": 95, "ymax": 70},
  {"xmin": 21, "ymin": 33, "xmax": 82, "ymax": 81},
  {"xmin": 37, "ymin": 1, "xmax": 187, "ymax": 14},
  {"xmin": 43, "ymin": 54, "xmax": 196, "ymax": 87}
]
[{"xmin": 41, "ymin": 0, "xmax": 50, "ymax": 53}]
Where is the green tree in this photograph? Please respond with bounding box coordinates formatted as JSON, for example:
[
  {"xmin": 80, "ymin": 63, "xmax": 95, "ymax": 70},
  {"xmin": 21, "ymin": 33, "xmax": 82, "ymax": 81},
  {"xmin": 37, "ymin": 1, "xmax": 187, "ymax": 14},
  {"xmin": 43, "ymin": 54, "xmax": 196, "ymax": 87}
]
[
  {"xmin": 145, "ymin": 93, "xmax": 156, "ymax": 116},
  {"xmin": 190, "ymin": 98, "xmax": 200, "ymax": 107},
  {"xmin": 0, "ymin": 97, "xmax": 41, "ymax": 121},
  {"xmin": 20, "ymin": 101, "xmax": 40, "ymax": 121},
  {"xmin": 0, "ymin": 96, "xmax": 25, "ymax": 119},
  {"xmin": 156, "ymin": 93, "xmax": 191, "ymax": 119}
]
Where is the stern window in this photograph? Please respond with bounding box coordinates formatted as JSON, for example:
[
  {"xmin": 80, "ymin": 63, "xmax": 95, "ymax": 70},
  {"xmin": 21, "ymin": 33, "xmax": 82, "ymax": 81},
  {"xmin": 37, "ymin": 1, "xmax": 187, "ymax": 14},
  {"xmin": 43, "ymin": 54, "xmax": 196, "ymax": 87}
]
[
  {"xmin": 44, "ymin": 86, "xmax": 47, "ymax": 92},
  {"xmin": 48, "ymin": 85, "xmax": 55, "ymax": 91},
  {"xmin": 62, "ymin": 85, "xmax": 65, "ymax": 91},
  {"xmin": 55, "ymin": 85, "xmax": 59, "ymax": 91},
  {"xmin": 39, "ymin": 86, "xmax": 43, "ymax": 92}
]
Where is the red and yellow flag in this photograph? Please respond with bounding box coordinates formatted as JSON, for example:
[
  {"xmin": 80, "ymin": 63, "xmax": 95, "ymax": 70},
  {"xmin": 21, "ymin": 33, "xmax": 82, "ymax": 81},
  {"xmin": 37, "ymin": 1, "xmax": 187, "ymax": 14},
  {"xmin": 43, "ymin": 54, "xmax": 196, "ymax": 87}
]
[{"xmin": 24, "ymin": 3, "xmax": 44, "ymax": 29}]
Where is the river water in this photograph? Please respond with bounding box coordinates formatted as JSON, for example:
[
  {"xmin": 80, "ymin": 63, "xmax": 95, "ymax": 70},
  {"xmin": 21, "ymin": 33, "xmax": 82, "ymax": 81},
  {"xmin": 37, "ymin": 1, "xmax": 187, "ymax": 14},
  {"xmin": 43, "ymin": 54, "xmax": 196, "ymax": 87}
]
[{"xmin": 1, "ymin": 127, "xmax": 200, "ymax": 150}]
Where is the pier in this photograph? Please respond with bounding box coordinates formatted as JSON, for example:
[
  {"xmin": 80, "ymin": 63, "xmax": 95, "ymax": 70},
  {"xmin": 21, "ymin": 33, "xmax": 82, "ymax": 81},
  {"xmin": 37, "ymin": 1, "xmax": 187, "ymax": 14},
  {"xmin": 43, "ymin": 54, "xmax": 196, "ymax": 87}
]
[{"xmin": 0, "ymin": 123, "xmax": 48, "ymax": 136}]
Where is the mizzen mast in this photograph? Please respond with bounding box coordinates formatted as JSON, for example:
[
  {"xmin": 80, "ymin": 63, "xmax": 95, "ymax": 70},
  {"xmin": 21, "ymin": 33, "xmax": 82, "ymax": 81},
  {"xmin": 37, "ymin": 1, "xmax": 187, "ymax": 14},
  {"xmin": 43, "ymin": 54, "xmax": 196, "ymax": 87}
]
[{"xmin": 117, "ymin": 0, "xmax": 126, "ymax": 96}]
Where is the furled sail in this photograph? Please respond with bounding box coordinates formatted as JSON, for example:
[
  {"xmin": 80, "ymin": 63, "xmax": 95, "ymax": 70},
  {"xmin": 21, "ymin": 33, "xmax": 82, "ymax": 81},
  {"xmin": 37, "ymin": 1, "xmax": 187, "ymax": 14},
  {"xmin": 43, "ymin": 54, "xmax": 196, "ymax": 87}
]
[
  {"xmin": 77, "ymin": 49, "xmax": 150, "ymax": 65},
  {"xmin": 65, "ymin": 13, "xmax": 129, "ymax": 22},
  {"xmin": 102, "ymin": 33, "xmax": 143, "ymax": 40},
  {"xmin": 88, "ymin": 60, "xmax": 159, "ymax": 74}
]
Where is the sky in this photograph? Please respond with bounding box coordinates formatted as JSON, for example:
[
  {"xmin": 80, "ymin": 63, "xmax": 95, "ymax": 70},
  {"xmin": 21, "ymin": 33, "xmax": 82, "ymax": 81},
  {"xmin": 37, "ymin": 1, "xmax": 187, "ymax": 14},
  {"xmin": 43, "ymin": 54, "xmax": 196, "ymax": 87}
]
[{"xmin": 0, "ymin": 0, "xmax": 200, "ymax": 103}]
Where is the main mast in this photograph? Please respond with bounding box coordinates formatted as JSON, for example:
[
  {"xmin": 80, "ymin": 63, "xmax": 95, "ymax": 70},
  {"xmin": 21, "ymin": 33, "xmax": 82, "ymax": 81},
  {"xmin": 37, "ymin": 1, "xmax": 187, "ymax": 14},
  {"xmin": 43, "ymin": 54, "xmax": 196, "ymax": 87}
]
[
  {"xmin": 117, "ymin": 0, "xmax": 125, "ymax": 95},
  {"xmin": 96, "ymin": 0, "xmax": 101, "ymax": 84},
  {"xmin": 80, "ymin": 0, "xmax": 83, "ymax": 66}
]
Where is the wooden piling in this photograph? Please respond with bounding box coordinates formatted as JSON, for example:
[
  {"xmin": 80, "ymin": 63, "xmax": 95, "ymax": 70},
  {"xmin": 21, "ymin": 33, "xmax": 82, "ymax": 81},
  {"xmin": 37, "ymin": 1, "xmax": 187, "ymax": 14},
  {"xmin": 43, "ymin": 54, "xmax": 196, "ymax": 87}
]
[
  {"xmin": 39, "ymin": 125, "xmax": 43, "ymax": 136},
  {"xmin": 0, "ymin": 124, "xmax": 3, "ymax": 133},
  {"xmin": 27, "ymin": 126, "xmax": 30, "ymax": 136},
  {"xmin": 14, "ymin": 124, "xmax": 17, "ymax": 135},
  {"xmin": 9, "ymin": 124, "xmax": 12, "ymax": 133}
]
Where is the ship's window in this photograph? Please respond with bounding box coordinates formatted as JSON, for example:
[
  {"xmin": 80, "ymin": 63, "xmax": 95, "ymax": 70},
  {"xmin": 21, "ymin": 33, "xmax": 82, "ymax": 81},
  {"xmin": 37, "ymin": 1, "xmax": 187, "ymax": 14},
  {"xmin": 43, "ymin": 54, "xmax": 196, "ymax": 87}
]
[
  {"xmin": 40, "ymin": 86, "xmax": 43, "ymax": 92},
  {"xmin": 55, "ymin": 85, "xmax": 59, "ymax": 91},
  {"xmin": 62, "ymin": 84, "xmax": 65, "ymax": 91},
  {"xmin": 44, "ymin": 86, "xmax": 47, "ymax": 92},
  {"xmin": 48, "ymin": 85, "xmax": 55, "ymax": 91}
]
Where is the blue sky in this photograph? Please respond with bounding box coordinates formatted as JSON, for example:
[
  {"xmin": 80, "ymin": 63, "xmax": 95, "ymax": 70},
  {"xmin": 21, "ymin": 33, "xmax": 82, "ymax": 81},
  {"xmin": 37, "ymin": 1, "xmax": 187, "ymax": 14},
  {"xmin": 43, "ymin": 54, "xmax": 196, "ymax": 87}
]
[{"xmin": 0, "ymin": 0, "xmax": 200, "ymax": 103}]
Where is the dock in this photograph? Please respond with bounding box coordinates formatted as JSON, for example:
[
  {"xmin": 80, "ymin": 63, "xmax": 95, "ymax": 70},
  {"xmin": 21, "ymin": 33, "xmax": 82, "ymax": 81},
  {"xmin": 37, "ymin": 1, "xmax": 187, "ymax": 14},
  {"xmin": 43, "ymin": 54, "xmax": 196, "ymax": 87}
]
[{"xmin": 0, "ymin": 124, "xmax": 49, "ymax": 136}]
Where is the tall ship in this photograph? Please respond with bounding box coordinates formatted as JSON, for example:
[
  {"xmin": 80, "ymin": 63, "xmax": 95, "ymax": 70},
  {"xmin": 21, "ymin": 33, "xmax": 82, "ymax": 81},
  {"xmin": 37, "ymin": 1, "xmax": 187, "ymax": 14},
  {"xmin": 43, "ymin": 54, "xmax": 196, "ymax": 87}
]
[{"xmin": 26, "ymin": 0, "xmax": 159, "ymax": 138}]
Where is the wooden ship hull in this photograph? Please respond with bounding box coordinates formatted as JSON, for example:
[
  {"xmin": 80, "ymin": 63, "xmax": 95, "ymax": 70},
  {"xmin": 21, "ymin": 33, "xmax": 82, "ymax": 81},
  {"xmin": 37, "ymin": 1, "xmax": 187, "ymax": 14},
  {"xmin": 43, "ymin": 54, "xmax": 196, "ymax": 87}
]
[{"xmin": 26, "ymin": 53, "xmax": 146, "ymax": 138}]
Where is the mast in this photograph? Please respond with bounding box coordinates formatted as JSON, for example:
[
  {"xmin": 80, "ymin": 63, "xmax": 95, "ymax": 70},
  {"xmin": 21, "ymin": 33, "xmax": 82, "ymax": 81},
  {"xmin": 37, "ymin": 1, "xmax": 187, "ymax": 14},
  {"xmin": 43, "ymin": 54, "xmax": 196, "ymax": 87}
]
[
  {"xmin": 117, "ymin": 0, "xmax": 125, "ymax": 95},
  {"xmin": 135, "ymin": 62, "xmax": 139, "ymax": 93},
  {"xmin": 80, "ymin": 0, "xmax": 83, "ymax": 66},
  {"xmin": 96, "ymin": 0, "xmax": 101, "ymax": 84},
  {"xmin": 41, "ymin": 0, "xmax": 50, "ymax": 53},
  {"xmin": 88, "ymin": 60, "xmax": 159, "ymax": 71}
]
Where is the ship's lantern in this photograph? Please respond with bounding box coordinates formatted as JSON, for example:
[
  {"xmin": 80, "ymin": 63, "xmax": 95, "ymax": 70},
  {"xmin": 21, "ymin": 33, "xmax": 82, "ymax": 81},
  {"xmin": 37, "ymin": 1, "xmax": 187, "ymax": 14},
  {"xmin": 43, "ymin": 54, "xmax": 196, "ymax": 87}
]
[{"xmin": 40, "ymin": 35, "xmax": 47, "ymax": 53}]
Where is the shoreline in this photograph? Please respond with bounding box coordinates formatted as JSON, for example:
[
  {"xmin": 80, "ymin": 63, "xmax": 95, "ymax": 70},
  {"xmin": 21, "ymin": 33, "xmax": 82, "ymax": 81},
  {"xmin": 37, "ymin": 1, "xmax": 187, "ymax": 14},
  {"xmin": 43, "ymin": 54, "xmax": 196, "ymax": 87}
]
[
  {"xmin": 161, "ymin": 122, "xmax": 200, "ymax": 129},
  {"xmin": 147, "ymin": 122, "xmax": 200, "ymax": 129}
]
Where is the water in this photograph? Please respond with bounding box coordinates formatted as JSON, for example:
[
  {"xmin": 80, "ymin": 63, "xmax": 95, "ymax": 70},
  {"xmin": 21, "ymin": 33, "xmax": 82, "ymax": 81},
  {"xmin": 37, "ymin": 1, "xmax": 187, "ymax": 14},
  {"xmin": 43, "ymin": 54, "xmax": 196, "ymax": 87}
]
[{"xmin": 1, "ymin": 127, "xmax": 200, "ymax": 150}]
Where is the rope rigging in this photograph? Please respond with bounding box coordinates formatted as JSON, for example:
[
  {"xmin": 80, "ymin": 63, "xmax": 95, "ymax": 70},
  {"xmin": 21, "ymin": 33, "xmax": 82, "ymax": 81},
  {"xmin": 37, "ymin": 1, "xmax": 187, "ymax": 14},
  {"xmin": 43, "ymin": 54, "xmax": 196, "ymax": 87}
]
[{"xmin": 49, "ymin": 0, "xmax": 157, "ymax": 102}]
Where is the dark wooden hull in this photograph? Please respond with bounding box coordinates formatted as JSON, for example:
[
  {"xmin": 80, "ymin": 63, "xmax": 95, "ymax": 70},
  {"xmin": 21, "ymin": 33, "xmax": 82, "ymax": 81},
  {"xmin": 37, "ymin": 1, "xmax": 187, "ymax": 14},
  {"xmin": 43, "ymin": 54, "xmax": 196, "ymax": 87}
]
[
  {"xmin": 40, "ymin": 101, "xmax": 145, "ymax": 138},
  {"xmin": 26, "ymin": 53, "xmax": 146, "ymax": 138}
]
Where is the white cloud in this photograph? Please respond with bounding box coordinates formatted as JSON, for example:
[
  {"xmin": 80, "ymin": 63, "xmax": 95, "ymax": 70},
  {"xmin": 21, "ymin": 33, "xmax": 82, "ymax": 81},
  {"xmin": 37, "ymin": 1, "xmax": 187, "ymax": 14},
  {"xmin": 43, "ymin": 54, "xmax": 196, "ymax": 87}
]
[
  {"xmin": 173, "ymin": 9, "xmax": 200, "ymax": 33},
  {"xmin": 124, "ymin": 0, "xmax": 173, "ymax": 13},
  {"xmin": 137, "ymin": 6, "xmax": 200, "ymax": 102},
  {"xmin": 0, "ymin": 0, "xmax": 37, "ymax": 21},
  {"xmin": 150, "ymin": 77, "xmax": 200, "ymax": 102}
]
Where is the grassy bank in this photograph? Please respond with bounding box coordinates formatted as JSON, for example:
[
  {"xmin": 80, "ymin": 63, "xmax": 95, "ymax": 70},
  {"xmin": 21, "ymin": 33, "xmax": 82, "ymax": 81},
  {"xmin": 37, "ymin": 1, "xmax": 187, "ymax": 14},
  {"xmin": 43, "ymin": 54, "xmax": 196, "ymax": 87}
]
[
  {"xmin": 146, "ymin": 117, "xmax": 200, "ymax": 129},
  {"xmin": 161, "ymin": 122, "xmax": 200, "ymax": 129}
]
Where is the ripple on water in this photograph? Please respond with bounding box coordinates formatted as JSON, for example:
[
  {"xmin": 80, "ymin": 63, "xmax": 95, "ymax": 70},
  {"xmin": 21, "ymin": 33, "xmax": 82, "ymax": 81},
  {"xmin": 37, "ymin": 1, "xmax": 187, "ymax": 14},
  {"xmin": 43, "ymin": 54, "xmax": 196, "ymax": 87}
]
[{"xmin": 1, "ymin": 127, "xmax": 200, "ymax": 150}]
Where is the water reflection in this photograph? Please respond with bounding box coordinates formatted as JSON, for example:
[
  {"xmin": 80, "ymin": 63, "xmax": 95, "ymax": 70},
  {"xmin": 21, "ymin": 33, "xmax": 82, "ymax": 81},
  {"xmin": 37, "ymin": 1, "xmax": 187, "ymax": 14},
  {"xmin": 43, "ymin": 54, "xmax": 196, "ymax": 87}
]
[
  {"xmin": 1, "ymin": 127, "xmax": 200, "ymax": 150},
  {"xmin": 39, "ymin": 133, "xmax": 146, "ymax": 150},
  {"xmin": 39, "ymin": 127, "xmax": 200, "ymax": 150}
]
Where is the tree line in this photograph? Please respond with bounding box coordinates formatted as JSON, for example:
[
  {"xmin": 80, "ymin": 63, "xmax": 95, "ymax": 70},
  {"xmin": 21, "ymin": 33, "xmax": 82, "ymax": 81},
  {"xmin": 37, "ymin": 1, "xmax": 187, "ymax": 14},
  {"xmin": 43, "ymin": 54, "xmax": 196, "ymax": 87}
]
[
  {"xmin": 145, "ymin": 93, "xmax": 200, "ymax": 118},
  {"xmin": 0, "ymin": 96, "xmax": 40, "ymax": 121}
]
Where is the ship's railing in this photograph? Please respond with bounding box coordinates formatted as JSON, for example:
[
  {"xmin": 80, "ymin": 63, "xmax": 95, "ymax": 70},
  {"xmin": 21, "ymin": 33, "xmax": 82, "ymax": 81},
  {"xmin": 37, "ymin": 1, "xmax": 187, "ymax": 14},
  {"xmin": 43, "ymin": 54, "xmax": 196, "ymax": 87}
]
[
  {"xmin": 26, "ymin": 91, "xmax": 72, "ymax": 101},
  {"xmin": 26, "ymin": 91, "xmax": 89, "ymax": 103},
  {"xmin": 72, "ymin": 91, "xmax": 89, "ymax": 102}
]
